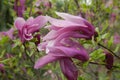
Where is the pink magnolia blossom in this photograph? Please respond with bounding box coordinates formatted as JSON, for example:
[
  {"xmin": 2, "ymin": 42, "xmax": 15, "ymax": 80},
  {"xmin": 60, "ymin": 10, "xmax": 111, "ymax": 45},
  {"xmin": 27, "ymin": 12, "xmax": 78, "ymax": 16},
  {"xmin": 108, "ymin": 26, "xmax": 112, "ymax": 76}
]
[
  {"xmin": 104, "ymin": 51, "xmax": 114, "ymax": 69},
  {"xmin": 35, "ymin": 12, "xmax": 96, "ymax": 80},
  {"xmin": 14, "ymin": 0, "xmax": 26, "ymax": 17},
  {"xmin": 14, "ymin": 16, "xmax": 47, "ymax": 43},
  {"xmin": 0, "ymin": 28, "xmax": 14, "ymax": 40}
]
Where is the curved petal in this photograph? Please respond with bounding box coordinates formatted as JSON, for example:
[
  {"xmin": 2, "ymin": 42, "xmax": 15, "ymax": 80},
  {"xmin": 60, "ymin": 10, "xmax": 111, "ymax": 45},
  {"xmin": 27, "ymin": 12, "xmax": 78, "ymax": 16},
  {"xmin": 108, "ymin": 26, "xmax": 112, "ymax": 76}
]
[
  {"xmin": 27, "ymin": 24, "xmax": 39, "ymax": 33},
  {"xmin": 14, "ymin": 17, "xmax": 25, "ymax": 30},
  {"xmin": 56, "ymin": 12, "xmax": 85, "ymax": 24},
  {"xmin": 26, "ymin": 17, "xmax": 34, "ymax": 26},
  {"xmin": 34, "ymin": 54, "xmax": 59, "ymax": 69},
  {"xmin": 48, "ymin": 16, "xmax": 87, "ymax": 28},
  {"xmin": 60, "ymin": 58, "xmax": 78, "ymax": 80},
  {"xmin": 48, "ymin": 45, "xmax": 89, "ymax": 62},
  {"xmin": 56, "ymin": 12, "xmax": 95, "ymax": 33},
  {"xmin": 42, "ymin": 30, "xmax": 57, "ymax": 41},
  {"xmin": 6, "ymin": 28, "xmax": 14, "ymax": 39},
  {"xmin": 43, "ymin": 30, "xmax": 90, "ymax": 42},
  {"xmin": 33, "ymin": 16, "xmax": 48, "ymax": 28},
  {"xmin": 54, "ymin": 31, "xmax": 90, "ymax": 43},
  {"xmin": 37, "ymin": 42, "xmax": 48, "ymax": 51}
]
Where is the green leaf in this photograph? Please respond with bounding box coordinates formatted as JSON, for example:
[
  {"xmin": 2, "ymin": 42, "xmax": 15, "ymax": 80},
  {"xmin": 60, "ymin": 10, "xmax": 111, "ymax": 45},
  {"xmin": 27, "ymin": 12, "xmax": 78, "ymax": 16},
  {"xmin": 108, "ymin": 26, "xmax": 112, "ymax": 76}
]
[
  {"xmin": 101, "ymin": 33, "xmax": 110, "ymax": 39},
  {"xmin": 78, "ymin": 76, "xmax": 85, "ymax": 80},
  {"xmin": 107, "ymin": 36, "xmax": 113, "ymax": 48},
  {"xmin": 90, "ymin": 49, "xmax": 105, "ymax": 60}
]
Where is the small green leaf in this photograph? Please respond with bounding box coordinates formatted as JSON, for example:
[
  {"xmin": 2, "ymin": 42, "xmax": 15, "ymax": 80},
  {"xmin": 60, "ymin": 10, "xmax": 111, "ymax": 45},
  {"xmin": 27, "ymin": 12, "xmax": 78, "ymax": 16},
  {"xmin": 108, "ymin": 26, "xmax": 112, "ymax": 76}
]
[{"xmin": 90, "ymin": 49, "xmax": 105, "ymax": 60}]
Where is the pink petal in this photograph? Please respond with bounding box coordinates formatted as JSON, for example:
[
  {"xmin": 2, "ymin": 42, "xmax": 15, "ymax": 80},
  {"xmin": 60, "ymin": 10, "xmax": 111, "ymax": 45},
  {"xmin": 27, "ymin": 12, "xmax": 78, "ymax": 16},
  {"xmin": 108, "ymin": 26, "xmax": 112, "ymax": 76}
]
[
  {"xmin": 48, "ymin": 17, "xmax": 87, "ymax": 28},
  {"xmin": 47, "ymin": 44, "xmax": 89, "ymax": 62},
  {"xmin": 26, "ymin": 17, "xmax": 34, "ymax": 26},
  {"xmin": 34, "ymin": 54, "xmax": 59, "ymax": 69},
  {"xmin": 33, "ymin": 16, "xmax": 48, "ymax": 28},
  {"xmin": 56, "ymin": 12, "xmax": 85, "ymax": 25},
  {"xmin": 42, "ymin": 30, "xmax": 57, "ymax": 41},
  {"xmin": 6, "ymin": 28, "xmax": 14, "ymax": 39},
  {"xmin": 54, "ymin": 31, "xmax": 90, "ymax": 43},
  {"xmin": 56, "ymin": 12, "xmax": 95, "ymax": 33},
  {"xmin": 60, "ymin": 58, "xmax": 78, "ymax": 80},
  {"xmin": 37, "ymin": 42, "xmax": 48, "ymax": 51},
  {"xmin": 14, "ymin": 17, "xmax": 25, "ymax": 31}
]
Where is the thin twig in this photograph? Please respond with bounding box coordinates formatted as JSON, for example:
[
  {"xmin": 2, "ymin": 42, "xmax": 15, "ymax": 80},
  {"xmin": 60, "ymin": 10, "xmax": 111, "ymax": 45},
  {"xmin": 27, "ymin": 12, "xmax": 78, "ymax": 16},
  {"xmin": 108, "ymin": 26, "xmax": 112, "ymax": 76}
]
[
  {"xmin": 90, "ymin": 62, "xmax": 120, "ymax": 68},
  {"xmin": 74, "ymin": 0, "xmax": 80, "ymax": 8},
  {"xmin": 98, "ymin": 43, "xmax": 120, "ymax": 59}
]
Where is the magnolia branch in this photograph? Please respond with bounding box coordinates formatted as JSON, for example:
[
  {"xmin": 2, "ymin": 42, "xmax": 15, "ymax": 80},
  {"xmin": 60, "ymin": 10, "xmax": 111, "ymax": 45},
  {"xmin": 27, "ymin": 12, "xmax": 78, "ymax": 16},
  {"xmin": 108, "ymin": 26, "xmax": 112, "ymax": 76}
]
[
  {"xmin": 98, "ymin": 43, "xmax": 120, "ymax": 59},
  {"xmin": 89, "ymin": 62, "xmax": 120, "ymax": 69}
]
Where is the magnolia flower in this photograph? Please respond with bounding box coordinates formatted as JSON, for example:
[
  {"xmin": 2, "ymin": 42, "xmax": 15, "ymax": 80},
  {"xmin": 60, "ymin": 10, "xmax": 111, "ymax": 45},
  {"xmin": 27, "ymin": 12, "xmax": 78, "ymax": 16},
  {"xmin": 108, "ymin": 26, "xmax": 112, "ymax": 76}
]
[
  {"xmin": 104, "ymin": 51, "xmax": 114, "ymax": 69},
  {"xmin": 14, "ymin": 16, "xmax": 47, "ymax": 43},
  {"xmin": 36, "ymin": 39, "xmax": 88, "ymax": 80},
  {"xmin": 14, "ymin": 0, "xmax": 26, "ymax": 17},
  {"xmin": 0, "ymin": 28, "xmax": 14, "ymax": 40},
  {"xmin": 43, "ymin": 12, "xmax": 95, "ymax": 41},
  {"xmin": 35, "ymin": 12, "xmax": 95, "ymax": 80}
]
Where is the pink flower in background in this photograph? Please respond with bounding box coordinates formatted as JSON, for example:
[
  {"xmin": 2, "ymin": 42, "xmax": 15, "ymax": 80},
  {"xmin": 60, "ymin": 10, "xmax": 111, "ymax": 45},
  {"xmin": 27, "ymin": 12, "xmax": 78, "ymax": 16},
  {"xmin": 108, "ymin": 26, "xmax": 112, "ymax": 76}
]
[
  {"xmin": 35, "ymin": 12, "xmax": 96, "ymax": 80},
  {"xmin": 35, "ymin": 0, "xmax": 52, "ymax": 8},
  {"xmin": 0, "ymin": 64, "xmax": 5, "ymax": 73},
  {"xmin": 14, "ymin": 16, "xmax": 47, "ymax": 43},
  {"xmin": 14, "ymin": 0, "xmax": 26, "ymax": 17},
  {"xmin": 6, "ymin": 53, "xmax": 13, "ymax": 59},
  {"xmin": 43, "ymin": 1, "xmax": 52, "ymax": 8},
  {"xmin": 114, "ymin": 33, "xmax": 120, "ymax": 44},
  {"xmin": 0, "ymin": 28, "xmax": 14, "ymax": 40}
]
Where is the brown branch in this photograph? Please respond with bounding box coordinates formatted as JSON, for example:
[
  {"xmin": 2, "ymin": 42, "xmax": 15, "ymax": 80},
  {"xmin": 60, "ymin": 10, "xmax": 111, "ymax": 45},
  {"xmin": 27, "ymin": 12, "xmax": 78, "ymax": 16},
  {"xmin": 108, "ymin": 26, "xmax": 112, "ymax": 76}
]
[
  {"xmin": 74, "ymin": 0, "xmax": 80, "ymax": 8},
  {"xmin": 98, "ymin": 43, "xmax": 120, "ymax": 59},
  {"xmin": 90, "ymin": 61, "xmax": 120, "ymax": 68}
]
